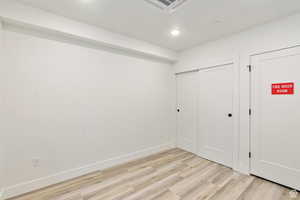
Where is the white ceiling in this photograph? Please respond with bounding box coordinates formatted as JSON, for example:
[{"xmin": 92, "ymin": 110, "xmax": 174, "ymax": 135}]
[{"xmin": 15, "ymin": 0, "xmax": 300, "ymax": 51}]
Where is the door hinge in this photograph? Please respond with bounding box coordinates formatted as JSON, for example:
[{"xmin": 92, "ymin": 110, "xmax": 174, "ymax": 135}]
[
  {"xmin": 249, "ymin": 109, "xmax": 252, "ymax": 116},
  {"xmin": 249, "ymin": 152, "xmax": 252, "ymax": 158},
  {"xmin": 247, "ymin": 65, "xmax": 252, "ymax": 72}
]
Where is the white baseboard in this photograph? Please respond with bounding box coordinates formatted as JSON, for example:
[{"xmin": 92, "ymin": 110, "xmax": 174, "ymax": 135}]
[
  {"xmin": 0, "ymin": 190, "xmax": 4, "ymax": 200},
  {"xmin": 3, "ymin": 142, "xmax": 175, "ymax": 199},
  {"xmin": 177, "ymin": 138, "xmax": 196, "ymax": 154}
]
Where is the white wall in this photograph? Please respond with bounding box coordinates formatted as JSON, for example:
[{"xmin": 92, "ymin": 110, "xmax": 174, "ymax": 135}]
[
  {"xmin": 3, "ymin": 2, "xmax": 300, "ymax": 198},
  {"xmin": 175, "ymin": 13, "xmax": 300, "ymax": 174},
  {"xmin": 1, "ymin": 25, "xmax": 176, "ymax": 198},
  {"xmin": 0, "ymin": 21, "xmax": 5, "ymax": 199},
  {"xmin": 0, "ymin": 0, "xmax": 177, "ymax": 63}
]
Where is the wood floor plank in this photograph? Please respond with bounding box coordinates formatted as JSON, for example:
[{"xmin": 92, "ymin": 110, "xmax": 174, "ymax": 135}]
[
  {"xmin": 150, "ymin": 189, "xmax": 181, "ymax": 200},
  {"xmin": 8, "ymin": 148, "xmax": 298, "ymax": 200}
]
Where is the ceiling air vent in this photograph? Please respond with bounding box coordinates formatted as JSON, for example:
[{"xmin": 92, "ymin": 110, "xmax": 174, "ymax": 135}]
[{"xmin": 145, "ymin": 0, "xmax": 189, "ymax": 13}]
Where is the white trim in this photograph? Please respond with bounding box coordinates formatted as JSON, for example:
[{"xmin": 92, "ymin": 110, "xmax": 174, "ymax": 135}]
[
  {"xmin": 175, "ymin": 69, "xmax": 199, "ymax": 75},
  {"xmin": 177, "ymin": 138, "xmax": 195, "ymax": 153},
  {"xmin": 175, "ymin": 59, "xmax": 234, "ymax": 74},
  {"xmin": 0, "ymin": 19, "xmax": 4, "ymax": 200},
  {"xmin": 196, "ymin": 60, "xmax": 234, "ymax": 71},
  {"xmin": 0, "ymin": 190, "xmax": 4, "ymax": 200},
  {"xmin": 175, "ymin": 75, "xmax": 179, "ymax": 148},
  {"xmin": 232, "ymin": 56, "xmax": 241, "ymax": 172},
  {"xmin": 3, "ymin": 142, "xmax": 175, "ymax": 199},
  {"xmin": 0, "ymin": 189, "xmax": 3, "ymax": 199},
  {"xmin": 249, "ymin": 44, "xmax": 300, "ymax": 58}
]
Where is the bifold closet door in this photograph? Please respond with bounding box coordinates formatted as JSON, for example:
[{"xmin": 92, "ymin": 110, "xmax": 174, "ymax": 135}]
[
  {"xmin": 197, "ymin": 64, "xmax": 234, "ymax": 168},
  {"xmin": 176, "ymin": 72, "xmax": 198, "ymax": 153},
  {"xmin": 251, "ymin": 46, "xmax": 300, "ymax": 190}
]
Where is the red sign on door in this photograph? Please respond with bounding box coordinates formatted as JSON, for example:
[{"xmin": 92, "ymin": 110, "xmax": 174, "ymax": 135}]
[{"xmin": 272, "ymin": 82, "xmax": 294, "ymax": 95}]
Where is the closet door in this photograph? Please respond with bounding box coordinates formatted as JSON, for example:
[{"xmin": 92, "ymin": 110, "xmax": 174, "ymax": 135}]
[
  {"xmin": 176, "ymin": 72, "xmax": 198, "ymax": 153},
  {"xmin": 197, "ymin": 64, "xmax": 234, "ymax": 168}
]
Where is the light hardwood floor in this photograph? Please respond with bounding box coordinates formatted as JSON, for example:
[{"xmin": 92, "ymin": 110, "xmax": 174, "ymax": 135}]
[{"xmin": 9, "ymin": 148, "xmax": 299, "ymax": 200}]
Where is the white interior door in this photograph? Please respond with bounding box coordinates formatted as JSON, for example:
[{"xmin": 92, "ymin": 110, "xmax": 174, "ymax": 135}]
[
  {"xmin": 176, "ymin": 72, "xmax": 198, "ymax": 153},
  {"xmin": 251, "ymin": 46, "xmax": 300, "ymax": 190},
  {"xmin": 197, "ymin": 64, "xmax": 234, "ymax": 168}
]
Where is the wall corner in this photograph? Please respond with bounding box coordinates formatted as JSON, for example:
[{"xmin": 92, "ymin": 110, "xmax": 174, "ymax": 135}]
[
  {"xmin": 0, "ymin": 18, "xmax": 5, "ymax": 200},
  {"xmin": 0, "ymin": 189, "xmax": 4, "ymax": 200}
]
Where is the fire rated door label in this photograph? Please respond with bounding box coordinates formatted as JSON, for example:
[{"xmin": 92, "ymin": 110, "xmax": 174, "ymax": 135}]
[{"xmin": 272, "ymin": 82, "xmax": 294, "ymax": 95}]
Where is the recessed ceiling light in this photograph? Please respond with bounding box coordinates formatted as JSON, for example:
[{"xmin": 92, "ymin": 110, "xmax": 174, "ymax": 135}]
[{"xmin": 171, "ymin": 29, "xmax": 180, "ymax": 37}]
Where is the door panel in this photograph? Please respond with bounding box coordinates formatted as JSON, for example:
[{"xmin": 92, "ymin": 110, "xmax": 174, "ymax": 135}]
[
  {"xmin": 176, "ymin": 72, "xmax": 198, "ymax": 153},
  {"xmin": 197, "ymin": 64, "xmax": 234, "ymax": 167},
  {"xmin": 251, "ymin": 46, "xmax": 300, "ymax": 190}
]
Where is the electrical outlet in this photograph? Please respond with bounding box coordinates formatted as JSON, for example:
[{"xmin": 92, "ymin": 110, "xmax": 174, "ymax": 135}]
[{"xmin": 32, "ymin": 158, "xmax": 40, "ymax": 167}]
